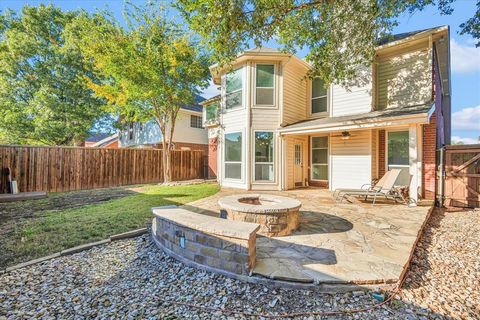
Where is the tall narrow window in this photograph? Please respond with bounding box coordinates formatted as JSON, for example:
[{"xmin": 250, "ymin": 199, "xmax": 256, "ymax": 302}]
[
  {"xmin": 311, "ymin": 136, "xmax": 328, "ymax": 180},
  {"xmin": 311, "ymin": 78, "xmax": 327, "ymax": 114},
  {"xmin": 225, "ymin": 132, "xmax": 242, "ymax": 179},
  {"xmin": 387, "ymin": 131, "xmax": 410, "ymax": 186},
  {"xmin": 226, "ymin": 68, "xmax": 243, "ymax": 109},
  {"xmin": 255, "ymin": 64, "xmax": 274, "ymax": 105},
  {"xmin": 254, "ymin": 131, "xmax": 274, "ymax": 181}
]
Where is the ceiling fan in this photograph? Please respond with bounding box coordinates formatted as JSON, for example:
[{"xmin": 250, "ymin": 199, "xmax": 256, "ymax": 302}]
[{"xmin": 331, "ymin": 131, "xmax": 355, "ymax": 140}]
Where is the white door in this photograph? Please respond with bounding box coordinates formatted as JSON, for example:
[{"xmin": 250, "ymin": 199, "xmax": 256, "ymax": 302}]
[{"xmin": 293, "ymin": 142, "xmax": 304, "ymax": 187}]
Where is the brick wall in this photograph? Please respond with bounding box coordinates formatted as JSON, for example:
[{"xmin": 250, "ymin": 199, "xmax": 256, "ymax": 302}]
[
  {"xmin": 423, "ymin": 113, "xmax": 437, "ymax": 200},
  {"xmin": 208, "ymin": 138, "xmax": 217, "ymax": 178},
  {"xmin": 378, "ymin": 130, "xmax": 386, "ymax": 178}
]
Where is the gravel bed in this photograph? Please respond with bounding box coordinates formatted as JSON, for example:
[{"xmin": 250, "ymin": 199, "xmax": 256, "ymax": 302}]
[
  {"xmin": 1, "ymin": 209, "xmax": 478, "ymax": 319},
  {"xmin": 401, "ymin": 208, "xmax": 480, "ymax": 319}
]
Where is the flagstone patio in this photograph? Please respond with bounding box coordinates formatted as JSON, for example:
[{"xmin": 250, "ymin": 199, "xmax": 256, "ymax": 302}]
[{"xmin": 183, "ymin": 188, "xmax": 432, "ymax": 286}]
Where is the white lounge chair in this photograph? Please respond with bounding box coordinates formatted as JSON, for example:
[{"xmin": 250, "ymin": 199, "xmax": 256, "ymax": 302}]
[{"xmin": 334, "ymin": 169, "xmax": 405, "ymax": 204}]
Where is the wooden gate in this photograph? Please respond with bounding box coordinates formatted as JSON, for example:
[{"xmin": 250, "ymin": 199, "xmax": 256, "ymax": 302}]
[{"xmin": 444, "ymin": 144, "xmax": 480, "ymax": 208}]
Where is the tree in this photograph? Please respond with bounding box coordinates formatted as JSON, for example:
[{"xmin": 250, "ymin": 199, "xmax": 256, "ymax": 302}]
[
  {"xmin": 0, "ymin": 5, "xmax": 107, "ymax": 145},
  {"xmin": 71, "ymin": 3, "xmax": 210, "ymax": 182},
  {"xmin": 177, "ymin": 0, "xmax": 480, "ymax": 85}
]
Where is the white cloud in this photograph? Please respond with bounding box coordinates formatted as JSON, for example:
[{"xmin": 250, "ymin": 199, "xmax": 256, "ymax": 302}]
[
  {"xmin": 450, "ymin": 39, "xmax": 480, "ymax": 73},
  {"xmin": 452, "ymin": 105, "xmax": 480, "ymax": 131},
  {"xmin": 201, "ymin": 80, "xmax": 220, "ymax": 99},
  {"xmin": 451, "ymin": 136, "xmax": 479, "ymax": 145}
]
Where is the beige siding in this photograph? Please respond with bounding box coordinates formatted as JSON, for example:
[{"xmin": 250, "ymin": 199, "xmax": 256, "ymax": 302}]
[
  {"xmin": 170, "ymin": 110, "xmax": 208, "ymax": 145},
  {"xmin": 376, "ymin": 45, "xmax": 432, "ymax": 109},
  {"xmin": 331, "ymin": 68, "xmax": 372, "ymax": 117},
  {"xmin": 282, "ymin": 60, "xmax": 308, "ymax": 125},
  {"xmin": 330, "ymin": 130, "xmax": 372, "ymax": 190},
  {"xmin": 251, "ymin": 108, "xmax": 280, "ymax": 128}
]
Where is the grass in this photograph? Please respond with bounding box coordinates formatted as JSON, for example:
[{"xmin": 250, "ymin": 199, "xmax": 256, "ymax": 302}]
[{"xmin": 3, "ymin": 183, "xmax": 219, "ymax": 268}]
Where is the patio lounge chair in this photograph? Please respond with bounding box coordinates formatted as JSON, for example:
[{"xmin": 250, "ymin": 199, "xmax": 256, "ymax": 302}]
[{"xmin": 334, "ymin": 169, "xmax": 405, "ymax": 204}]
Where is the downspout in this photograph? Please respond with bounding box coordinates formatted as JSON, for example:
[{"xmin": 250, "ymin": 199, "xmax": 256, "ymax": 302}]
[{"xmin": 246, "ymin": 62, "xmax": 252, "ymax": 190}]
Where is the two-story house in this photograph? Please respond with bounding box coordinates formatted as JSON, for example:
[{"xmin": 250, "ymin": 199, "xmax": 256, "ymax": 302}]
[
  {"xmin": 202, "ymin": 26, "xmax": 451, "ymax": 203},
  {"xmin": 119, "ymin": 96, "xmax": 208, "ymax": 152}
]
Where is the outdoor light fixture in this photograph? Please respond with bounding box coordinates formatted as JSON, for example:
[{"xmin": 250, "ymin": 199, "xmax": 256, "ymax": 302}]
[
  {"xmin": 341, "ymin": 131, "xmax": 351, "ymax": 140},
  {"xmin": 175, "ymin": 230, "xmax": 186, "ymax": 248}
]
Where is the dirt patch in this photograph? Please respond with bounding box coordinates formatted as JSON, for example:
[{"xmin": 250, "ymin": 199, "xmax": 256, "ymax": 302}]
[{"xmin": 0, "ymin": 186, "xmax": 139, "ymax": 267}]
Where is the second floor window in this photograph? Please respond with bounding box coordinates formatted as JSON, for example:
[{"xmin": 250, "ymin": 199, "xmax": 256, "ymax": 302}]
[
  {"xmin": 255, "ymin": 64, "xmax": 274, "ymax": 105},
  {"xmin": 312, "ymin": 78, "xmax": 328, "ymax": 114},
  {"xmin": 226, "ymin": 68, "xmax": 243, "ymax": 109},
  {"xmin": 190, "ymin": 115, "xmax": 203, "ymax": 128},
  {"xmin": 205, "ymin": 102, "xmax": 219, "ymax": 122}
]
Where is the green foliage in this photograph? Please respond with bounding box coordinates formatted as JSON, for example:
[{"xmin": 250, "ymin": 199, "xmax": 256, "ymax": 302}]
[
  {"xmin": 0, "ymin": 5, "xmax": 108, "ymax": 145},
  {"xmin": 177, "ymin": 0, "xmax": 480, "ymax": 84},
  {"xmin": 71, "ymin": 1, "xmax": 210, "ymax": 181},
  {"xmin": 70, "ymin": 2, "xmax": 210, "ymax": 124}
]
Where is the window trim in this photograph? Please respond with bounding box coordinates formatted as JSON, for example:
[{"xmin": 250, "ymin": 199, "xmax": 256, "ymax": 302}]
[
  {"xmin": 225, "ymin": 67, "xmax": 244, "ymax": 111},
  {"xmin": 310, "ymin": 135, "xmax": 329, "ymax": 182},
  {"xmin": 253, "ymin": 130, "xmax": 275, "ymax": 183},
  {"xmin": 224, "ymin": 131, "xmax": 243, "ymax": 181},
  {"xmin": 385, "ymin": 128, "xmax": 410, "ymax": 166},
  {"xmin": 253, "ymin": 63, "xmax": 276, "ymax": 108},
  {"xmin": 385, "ymin": 128, "xmax": 411, "ymax": 186},
  {"xmin": 204, "ymin": 102, "xmax": 219, "ymax": 122},
  {"xmin": 309, "ymin": 78, "xmax": 329, "ymax": 118}
]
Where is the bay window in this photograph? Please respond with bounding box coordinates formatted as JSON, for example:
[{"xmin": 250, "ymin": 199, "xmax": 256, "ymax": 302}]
[
  {"xmin": 225, "ymin": 132, "xmax": 242, "ymax": 179},
  {"xmin": 311, "ymin": 136, "xmax": 328, "ymax": 180},
  {"xmin": 255, "ymin": 64, "xmax": 275, "ymax": 106},
  {"xmin": 311, "ymin": 78, "xmax": 328, "ymax": 114},
  {"xmin": 226, "ymin": 68, "xmax": 243, "ymax": 109},
  {"xmin": 254, "ymin": 131, "xmax": 274, "ymax": 181}
]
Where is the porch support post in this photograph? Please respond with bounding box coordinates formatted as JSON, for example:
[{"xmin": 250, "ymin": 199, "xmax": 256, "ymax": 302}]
[{"xmin": 409, "ymin": 124, "xmax": 420, "ymax": 204}]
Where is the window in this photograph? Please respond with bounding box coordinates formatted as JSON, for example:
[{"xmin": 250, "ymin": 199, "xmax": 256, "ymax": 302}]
[
  {"xmin": 225, "ymin": 132, "xmax": 242, "ymax": 179},
  {"xmin": 254, "ymin": 131, "xmax": 274, "ymax": 181},
  {"xmin": 205, "ymin": 102, "xmax": 219, "ymax": 122},
  {"xmin": 311, "ymin": 78, "xmax": 328, "ymax": 114},
  {"xmin": 225, "ymin": 68, "xmax": 243, "ymax": 109},
  {"xmin": 294, "ymin": 144, "xmax": 301, "ymax": 165},
  {"xmin": 387, "ymin": 131, "xmax": 410, "ymax": 186},
  {"xmin": 190, "ymin": 115, "xmax": 203, "ymax": 128},
  {"xmin": 311, "ymin": 136, "xmax": 328, "ymax": 180},
  {"xmin": 128, "ymin": 122, "xmax": 134, "ymax": 140},
  {"xmin": 255, "ymin": 64, "xmax": 275, "ymax": 105}
]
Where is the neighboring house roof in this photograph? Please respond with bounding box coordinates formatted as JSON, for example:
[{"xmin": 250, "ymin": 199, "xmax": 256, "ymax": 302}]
[
  {"xmin": 91, "ymin": 133, "xmax": 119, "ymax": 147},
  {"xmin": 200, "ymin": 94, "xmax": 221, "ymax": 106},
  {"xmin": 181, "ymin": 95, "xmax": 205, "ymax": 113},
  {"xmin": 85, "ymin": 133, "xmax": 111, "ymax": 143},
  {"xmin": 278, "ymin": 104, "xmax": 434, "ymax": 135}
]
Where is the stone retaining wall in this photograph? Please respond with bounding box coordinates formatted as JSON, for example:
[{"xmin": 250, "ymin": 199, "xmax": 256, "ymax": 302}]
[{"xmin": 152, "ymin": 207, "xmax": 260, "ymax": 276}]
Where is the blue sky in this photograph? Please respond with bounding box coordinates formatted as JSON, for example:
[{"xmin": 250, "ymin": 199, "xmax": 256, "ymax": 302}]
[{"xmin": 1, "ymin": 0, "xmax": 479, "ymax": 144}]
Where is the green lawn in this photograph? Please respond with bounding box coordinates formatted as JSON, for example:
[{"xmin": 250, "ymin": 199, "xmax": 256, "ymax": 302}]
[{"xmin": 2, "ymin": 183, "xmax": 219, "ymax": 269}]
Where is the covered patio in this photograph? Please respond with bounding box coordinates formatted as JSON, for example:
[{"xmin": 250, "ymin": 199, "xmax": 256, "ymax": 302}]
[{"xmin": 184, "ymin": 187, "xmax": 431, "ymax": 286}]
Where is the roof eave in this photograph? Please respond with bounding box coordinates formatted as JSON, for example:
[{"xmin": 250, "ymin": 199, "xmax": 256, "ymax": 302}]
[
  {"xmin": 278, "ymin": 107, "xmax": 434, "ymax": 135},
  {"xmin": 376, "ymin": 25, "xmax": 449, "ymax": 51}
]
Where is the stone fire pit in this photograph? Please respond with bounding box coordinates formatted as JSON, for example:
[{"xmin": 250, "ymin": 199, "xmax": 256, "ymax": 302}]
[{"xmin": 218, "ymin": 194, "xmax": 302, "ymax": 237}]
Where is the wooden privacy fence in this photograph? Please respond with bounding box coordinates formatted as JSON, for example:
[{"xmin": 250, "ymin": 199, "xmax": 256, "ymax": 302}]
[
  {"xmin": 443, "ymin": 144, "xmax": 480, "ymax": 208},
  {"xmin": 0, "ymin": 145, "xmax": 205, "ymax": 193}
]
